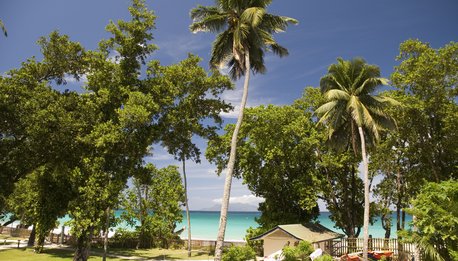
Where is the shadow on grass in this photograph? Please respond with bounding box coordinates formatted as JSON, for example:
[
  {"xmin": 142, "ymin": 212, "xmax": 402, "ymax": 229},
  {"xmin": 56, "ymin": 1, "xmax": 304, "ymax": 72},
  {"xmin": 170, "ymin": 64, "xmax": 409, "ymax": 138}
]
[
  {"xmin": 42, "ymin": 248, "xmax": 75, "ymax": 259},
  {"xmin": 92, "ymin": 247, "xmax": 214, "ymax": 260}
]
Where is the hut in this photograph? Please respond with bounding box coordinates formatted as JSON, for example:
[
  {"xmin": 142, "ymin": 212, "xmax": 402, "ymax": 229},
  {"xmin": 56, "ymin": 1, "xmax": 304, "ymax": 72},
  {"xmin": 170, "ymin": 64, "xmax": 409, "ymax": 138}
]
[{"xmin": 250, "ymin": 223, "xmax": 344, "ymax": 258}]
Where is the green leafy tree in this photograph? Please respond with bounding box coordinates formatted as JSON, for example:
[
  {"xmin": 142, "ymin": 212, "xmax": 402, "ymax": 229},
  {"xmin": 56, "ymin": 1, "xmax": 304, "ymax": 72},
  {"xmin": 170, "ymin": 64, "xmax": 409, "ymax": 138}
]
[
  {"xmin": 315, "ymin": 58, "xmax": 398, "ymax": 261},
  {"xmin": 390, "ymin": 39, "xmax": 458, "ymax": 182},
  {"xmin": 8, "ymin": 165, "xmax": 75, "ymax": 252},
  {"xmin": 120, "ymin": 164, "xmax": 185, "ymax": 249},
  {"xmin": 372, "ymin": 40, "xmax": 458, "ymax": 239},
  {"xmin": 190, "ymin": 1, "xmax": 297, "ymax": 259},
  {"xmin": 206, "ymin": 104, "xmax": 321, "ymax": 229},
  {"xmin": 0, "ymin": 31, "xmax": 86, "ymax": 214},
  {"xmin": 401, "ymin": 180, "xmax": 458, "ymax": 261},
  {"xmin": 155, "ymin": 54, "xmax": 232, "ymax": 256}
]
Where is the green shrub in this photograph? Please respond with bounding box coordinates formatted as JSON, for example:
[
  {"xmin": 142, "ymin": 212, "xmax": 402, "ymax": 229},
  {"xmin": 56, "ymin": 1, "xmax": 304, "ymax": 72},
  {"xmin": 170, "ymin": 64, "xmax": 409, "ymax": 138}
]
[
  {"xmin": 283, "ymin": 241, "xmax": 314, "ymax": 261},
  {"xmin": 222, "ymin": 245, "xmax": 257, "ymax": 261},
  {"xmin": 314, "ymin": 254, "xmax": 333, "ymax": 261}
]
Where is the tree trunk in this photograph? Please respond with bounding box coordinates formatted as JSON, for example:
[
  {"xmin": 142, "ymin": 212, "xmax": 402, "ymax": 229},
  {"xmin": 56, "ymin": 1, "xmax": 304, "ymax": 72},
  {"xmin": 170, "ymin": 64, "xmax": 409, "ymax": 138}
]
[
  {"xmin": 182, "ymin": 158, "xmax": 192, "ymax": 257},
  {"xmin": 27, "ymin": 224, "xmax": 36, "ymax": 247},
  {"xmin": 358, "ymin": 127, "xmax": 370, "ymax": 261},
  {"xmin": 214, "ymin": 52, "xmax": 251, "ymax": 261},
  {"xmin": 103, "ymin": 207, "xmax": 110, "ymax": 261},
  {"xmin": 73, "ymin": 229, "xmax": 93, "ymax": 261}
]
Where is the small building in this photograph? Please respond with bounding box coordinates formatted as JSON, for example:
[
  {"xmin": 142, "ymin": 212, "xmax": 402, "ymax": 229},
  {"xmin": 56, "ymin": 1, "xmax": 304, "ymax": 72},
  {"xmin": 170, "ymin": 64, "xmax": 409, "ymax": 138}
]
[{"xmin": 250, "ymin": 223, "xmax": 344, "ymax": 258}]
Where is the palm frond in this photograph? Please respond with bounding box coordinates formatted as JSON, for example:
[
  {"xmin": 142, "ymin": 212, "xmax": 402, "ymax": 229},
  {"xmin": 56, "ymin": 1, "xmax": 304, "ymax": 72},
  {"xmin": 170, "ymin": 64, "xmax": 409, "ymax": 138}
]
[
  {"xmin": 261, "ymin": 14, "xmax": 298, "ymax": 33},
  {"xmin": 210, "ymin": 31, "xmax": 234, "ymax": 69},
  {"xmin": 348, "ymin": 96, "xmax": 364, "ymax": 127},
  {"xmin": 0, "ymin": 19, "xmax": 7, "ymax": 37},
  {"xmin": 249, "ymin": 0, "xmax": 273, "ymax": 9},
  {"xmin": 355, "ymin": 77, "xmax": 388, "ymax": 95},
  {"xmin": 240, "ymin": 7, "xmax": 265, "ymax": 27},
  {"xmin": 190, "ymin": 5, "xmax": 220, "ymax": 21},
  {"xmin": 315, "ymin": 100, "xmax": 339, "ymax": 117},
  {"xmin": 325, "ymin": 89, "xmax": 351, "ymax": 101},
  {"xmin": 270, "ymin": 43, "xmax": 289, "ymax": 57}
]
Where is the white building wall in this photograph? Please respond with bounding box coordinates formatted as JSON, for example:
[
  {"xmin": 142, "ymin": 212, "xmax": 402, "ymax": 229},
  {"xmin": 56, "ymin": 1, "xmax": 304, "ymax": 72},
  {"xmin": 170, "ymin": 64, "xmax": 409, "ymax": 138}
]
[{"xmin": 263, "ymin": 237, "xmax": 299, "ymax": 258}]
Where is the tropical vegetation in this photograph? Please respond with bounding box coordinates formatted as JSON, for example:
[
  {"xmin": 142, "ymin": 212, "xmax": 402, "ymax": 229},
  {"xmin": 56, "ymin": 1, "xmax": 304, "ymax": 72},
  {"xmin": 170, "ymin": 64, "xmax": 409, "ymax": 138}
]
[
  {"xmin": 0, "ymin": 1, "xmax": 456, "ymax": 261},
  {"xmin": 315, "ymin": 58, "xmax": 398, "ymax": 260},
  {"xmin": 190, "ymin": 1, "xmax": 297, "ymax": 259}
]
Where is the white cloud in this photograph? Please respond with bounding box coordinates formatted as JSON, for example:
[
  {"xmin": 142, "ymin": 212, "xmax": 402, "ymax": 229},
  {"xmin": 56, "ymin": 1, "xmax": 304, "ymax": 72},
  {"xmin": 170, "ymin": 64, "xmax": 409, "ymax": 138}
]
[
  {"xmin": 220, "ymin": 86, "xmax": 275, "ymax": 119},
  {"xmin": 212, "ymin": 194, "xmax": 264, "ymax": 206},
  {"xmin": 107, "ymin": 50, "xmax": 121, "ymax": 64},
  {"xmin": 63, "ymin": 73, "xmax": 88, "ymax": 84}
]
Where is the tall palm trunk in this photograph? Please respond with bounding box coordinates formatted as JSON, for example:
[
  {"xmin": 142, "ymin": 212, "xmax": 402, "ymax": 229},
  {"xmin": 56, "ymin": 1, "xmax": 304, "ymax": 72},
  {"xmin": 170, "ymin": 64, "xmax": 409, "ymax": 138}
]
[
  {"xmin": 358, "ymin": 126, "xmax": 370, "ymax": 261},
  {"xmin": 182, "ymin": 158, "xmax": 192, "ymax": 257},
  {"xmin": 214, "ymin": 53, "xmax": 251, "ymax": 261}
]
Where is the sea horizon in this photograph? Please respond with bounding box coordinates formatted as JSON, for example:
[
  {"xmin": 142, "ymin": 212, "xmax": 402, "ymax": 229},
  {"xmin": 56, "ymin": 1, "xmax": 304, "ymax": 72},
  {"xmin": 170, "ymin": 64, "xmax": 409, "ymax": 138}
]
[{"xmin": 2, "ymin": 210, "xmax": 412, "ymax": 241}]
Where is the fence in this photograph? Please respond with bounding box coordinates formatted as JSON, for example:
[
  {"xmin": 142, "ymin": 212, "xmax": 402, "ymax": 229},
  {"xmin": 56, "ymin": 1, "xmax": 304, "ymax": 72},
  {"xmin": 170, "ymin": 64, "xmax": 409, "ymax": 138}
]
[
  {"xmin": 0, "ymin": 226, "xmax": 244, "ymax": 252},
  {"xmin": 327, "ymin": 237, "xmax": 419, "ymax": 260},
  {"xmin": 0, "ymin": 226, "xmax": 31, "ymax": 238}
]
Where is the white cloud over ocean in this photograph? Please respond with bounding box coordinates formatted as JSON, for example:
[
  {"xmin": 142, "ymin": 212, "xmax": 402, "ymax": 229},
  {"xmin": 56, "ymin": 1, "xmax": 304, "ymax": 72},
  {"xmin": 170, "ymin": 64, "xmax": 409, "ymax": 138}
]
[{"xmin": 212, "ymin": 194, "xmax": 264, "ymax": 206}]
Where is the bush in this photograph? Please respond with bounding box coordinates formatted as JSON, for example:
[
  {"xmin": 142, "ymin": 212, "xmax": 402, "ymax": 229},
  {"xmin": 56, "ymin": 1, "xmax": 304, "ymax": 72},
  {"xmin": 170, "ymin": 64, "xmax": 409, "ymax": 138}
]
[
  {"xmin": 110, "ymin": 229, "xmax": 139, "ymax": 248},
  {"xmin": 283, "ymin": 241, "xmax": 314, "ymax": 261},
  {"xmin": 314, "ymin": 254, "xmax": 333, "ymax": 261},
  {"xmin": 245, "ymin": 226, "xmax": 269, "ymax": 256},
  {"xmin": 222, "ymin": 245, "xmax": 257, "ymax": 261}
]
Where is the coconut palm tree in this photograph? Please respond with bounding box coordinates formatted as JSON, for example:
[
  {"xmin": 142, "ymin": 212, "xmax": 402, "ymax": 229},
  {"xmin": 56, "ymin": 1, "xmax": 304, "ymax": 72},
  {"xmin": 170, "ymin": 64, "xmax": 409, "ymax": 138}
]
[
  {"xmin": 190, "ymin": 1, "xmax": 297, "ymax": 259},
  {"xmin": 315, "ymin": 57, "xmax": 398, "ymax": 261}
]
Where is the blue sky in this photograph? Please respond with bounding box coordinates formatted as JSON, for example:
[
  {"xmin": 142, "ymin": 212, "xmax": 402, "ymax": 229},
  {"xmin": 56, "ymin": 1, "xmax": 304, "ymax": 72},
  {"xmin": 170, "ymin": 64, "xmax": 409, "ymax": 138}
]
[{"xmin": 1, "ymin": 0, "xmax": 457, "ymax": 211}]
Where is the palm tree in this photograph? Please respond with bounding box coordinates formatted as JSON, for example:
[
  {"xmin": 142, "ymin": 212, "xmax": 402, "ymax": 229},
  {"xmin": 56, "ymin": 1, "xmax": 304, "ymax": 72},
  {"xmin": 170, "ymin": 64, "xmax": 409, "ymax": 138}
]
[
  {"xmin": 190, "ymin": 1, "xmax": 297, "ymax": 259},
  {"xmin": 315, "ymin": 57, "xmax": 398, "ymax": 261}
]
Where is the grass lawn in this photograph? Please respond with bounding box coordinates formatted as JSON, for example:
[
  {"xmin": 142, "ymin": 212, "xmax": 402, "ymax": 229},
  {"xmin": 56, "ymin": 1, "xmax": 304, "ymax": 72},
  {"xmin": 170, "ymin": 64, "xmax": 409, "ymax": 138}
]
[
  {"xmin": 99, "ymin": 247, "xmax": 214, "ymax": 260},
  {"xmin": 0, "ymin": 247, "xmax": 214, "ymax": 260},
  {"xmin": 0, "ymin": 248, "xmax": 125, "ymax": 261}
]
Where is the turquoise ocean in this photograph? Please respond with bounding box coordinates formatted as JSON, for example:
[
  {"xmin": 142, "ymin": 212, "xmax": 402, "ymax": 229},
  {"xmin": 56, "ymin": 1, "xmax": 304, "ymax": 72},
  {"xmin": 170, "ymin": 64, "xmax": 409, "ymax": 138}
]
[{"xmin": 54, "ymin": 211, "xmax": 412, "ymax": 241}]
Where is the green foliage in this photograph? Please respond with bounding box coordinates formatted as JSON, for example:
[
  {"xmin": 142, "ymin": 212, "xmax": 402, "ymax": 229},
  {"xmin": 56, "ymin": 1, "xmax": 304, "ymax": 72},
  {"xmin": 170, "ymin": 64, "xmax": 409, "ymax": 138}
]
[
  {"xmin": 390, "ymin": 39, "xmax": 458, "ymax": 182},
  {"xmin": 190, "ymin": 0, "xmax": 298, "ymax": 80},
  {"xmin": 401, "ymin": 180, "xmax": 458, "ymax": 261},
  {"xmin": 314, "ymin": 254, "xmax": 333, "ymax": 261},
  {"xmin": 120, "ymin": 164, "xmax": 185, "ymax": 248},
  {"xmin": 245, "ymin": 226, "xmax": 269, "ymax": 256},
  {"xmin": 282, "ymin": 241, "xmax": 314, "ymax": 261},
  {"xmin": 315, "ymin": 57, "xmax": 397, "ymax": 153},
  {"xmin": 8, "ymin": 165, "xmax": 74, "ymax": 252},
  {"xmin": 153, "ymin": 54, "xmax": 233, "ymax": 163},
  {"xmin": 222, "ymin": 245, "xmax": 256, "ymax": 261},
  {"xmin": 1, "ymin": 1, "xmax": 232, "ymax": 260},
  {"xmin": 206, "ymin": 103, "xmax": 321, "ymax": 227}
]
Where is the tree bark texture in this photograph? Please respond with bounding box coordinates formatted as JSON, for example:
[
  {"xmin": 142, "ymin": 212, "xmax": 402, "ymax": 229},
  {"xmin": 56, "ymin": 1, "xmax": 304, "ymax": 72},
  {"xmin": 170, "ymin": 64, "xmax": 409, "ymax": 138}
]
[
  {"xmin": 27, "ymin": 225, "xmax": 36, "ymax": 247},
  {"xmin": 358, "ymin": 127, "xmax": 370, "ymax": 261},
  {"xmin": 183, "ymin": 159, "xmax": 192, "ymax": 257},
  {"xmin": 73, "ymin": 229, "xmax": 93, "ymax": 261},
  {"xmin": 103, "ymin": 207, "xmax": 110, "ymax": 261}
]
